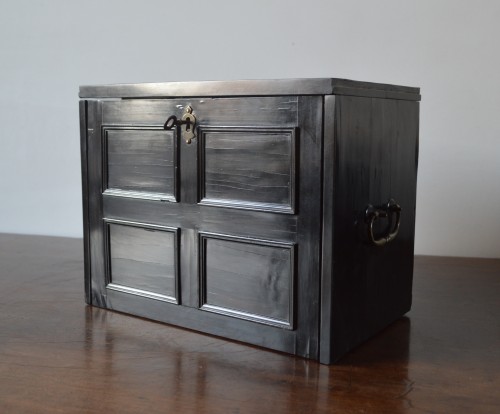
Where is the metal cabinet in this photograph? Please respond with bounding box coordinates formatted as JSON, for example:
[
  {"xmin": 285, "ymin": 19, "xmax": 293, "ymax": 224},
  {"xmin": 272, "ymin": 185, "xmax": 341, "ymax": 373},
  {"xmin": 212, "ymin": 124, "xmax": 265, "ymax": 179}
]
[{"xmin": 79, "ymin": 79, "xmax": 420, "ymax": 364}]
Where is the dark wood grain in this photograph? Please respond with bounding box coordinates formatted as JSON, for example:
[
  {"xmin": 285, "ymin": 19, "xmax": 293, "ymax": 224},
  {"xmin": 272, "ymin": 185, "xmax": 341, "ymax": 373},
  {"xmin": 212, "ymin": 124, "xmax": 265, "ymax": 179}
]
[
  {"xmin": 79, "ymin": 100, "xmax": 90, "ymax": 304},
  {"xmin": 81, "ymin": 79, "xmax": 419, "ymax": 363},
  {"xmin": 319, "ymin": 95, "xmax": 336, "ymax": 363},
  {"xmin": 199, "ymin": 127, "xmax": 296, "ymax": 213},
  {"xmin": 107, "ymin": 222, "xmax": 178, "ymax": 302},
  {"xmin": 101, "ymin": 97, "xmax": 298, "ymax": 127},
  {"xmin": 86, "ymin": 99, "xmax": 106, "ymax": 307},
  {"xmin": 105, "ymin": 129, "xmax": 176, "ymax": 199},
  {"xmin": 327, "ymin": 95, "xmax": 419, "ymax": 362},
  {"xmin": 200, "ymin": 234, "xmax": 294, "ymax": 328},
  {"xmin": 1, "ymin": 233, "xmax": 499, "ymax": 414},
  {"xmin": 84, "ymin": 95, "xmax": 320, "ymax": 359},
  {"xmin": 293, "ymin": 95, "xmax": 324, "ymax": 358},
  {"xmin": 79, "ymin": 78, "xmax": 420, "ymax": 100},
  {"xmin": 103, "ymin": 196, "xmax": 299, "ymax": 240}
]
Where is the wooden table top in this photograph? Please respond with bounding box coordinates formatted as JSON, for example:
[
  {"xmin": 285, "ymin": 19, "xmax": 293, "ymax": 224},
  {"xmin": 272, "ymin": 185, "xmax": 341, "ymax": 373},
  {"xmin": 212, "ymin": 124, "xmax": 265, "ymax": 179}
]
[{"xmin": 0, "ymin": 233, "xmax": 499, "ymax": 413}]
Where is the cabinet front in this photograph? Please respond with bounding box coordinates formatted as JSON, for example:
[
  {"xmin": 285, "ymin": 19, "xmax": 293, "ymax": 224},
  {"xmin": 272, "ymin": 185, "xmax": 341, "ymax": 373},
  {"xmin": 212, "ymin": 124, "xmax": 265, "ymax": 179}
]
[{"xmin": 83, "ymin": 96, "xmax": 322, "ymax": 358}]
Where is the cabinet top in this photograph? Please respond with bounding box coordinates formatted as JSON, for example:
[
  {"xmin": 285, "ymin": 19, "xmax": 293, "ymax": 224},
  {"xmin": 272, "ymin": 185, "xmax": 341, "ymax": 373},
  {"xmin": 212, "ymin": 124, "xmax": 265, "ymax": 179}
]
[{"xmin": 79, "ymin": 78, "xmax": 420, "ymax": 101}]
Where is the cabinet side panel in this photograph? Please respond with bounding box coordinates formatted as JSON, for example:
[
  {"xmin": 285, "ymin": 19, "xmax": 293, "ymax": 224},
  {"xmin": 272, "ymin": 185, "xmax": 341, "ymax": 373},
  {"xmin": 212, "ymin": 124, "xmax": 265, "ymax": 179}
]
[
  {"xmin": 80, "ymin": 100, "xmax": 91, "ymax": 305},
  {"xmin": 86, "ymin": 100, "xmax": 107, "ymax": 307},
  {"xmin": 331, "ymin": 96, "xmax": 419, "ymax": 362},
  {"xmin": 319, "ymin": 96, "xmax": 336, "ymax": 364}
]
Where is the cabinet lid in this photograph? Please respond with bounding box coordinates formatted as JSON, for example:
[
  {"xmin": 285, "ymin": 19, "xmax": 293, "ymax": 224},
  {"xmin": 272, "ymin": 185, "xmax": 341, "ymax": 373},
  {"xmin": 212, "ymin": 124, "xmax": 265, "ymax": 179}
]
[{"xmin": 79, "ymin": 78, "xmax": 420, "ymax": 101}]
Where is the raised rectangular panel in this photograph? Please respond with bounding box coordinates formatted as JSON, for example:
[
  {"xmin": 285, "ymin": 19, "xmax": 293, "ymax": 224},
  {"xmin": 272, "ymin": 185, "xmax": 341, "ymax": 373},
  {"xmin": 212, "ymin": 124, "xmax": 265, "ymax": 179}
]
[
  {"xmin": 104, "ymin": 128, "xmax": 177, "ymax": 201},
  {"xmin": 199, "ymin": 127, "xmax": 297, "ymax": 213},
  {"xmin": 106, "ymin": 220, "xmax": 179, "ymax": 303},
  {"xmin": 200, "ymin": 233, "xmax": 295, "ymax": 328}
]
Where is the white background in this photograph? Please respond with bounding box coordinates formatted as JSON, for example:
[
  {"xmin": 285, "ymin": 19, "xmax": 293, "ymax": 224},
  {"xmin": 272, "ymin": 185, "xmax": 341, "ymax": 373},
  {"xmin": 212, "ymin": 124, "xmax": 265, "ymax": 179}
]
[{"xmin": 0, "ymin": 0, "xmax": 499, "ymax": 258}]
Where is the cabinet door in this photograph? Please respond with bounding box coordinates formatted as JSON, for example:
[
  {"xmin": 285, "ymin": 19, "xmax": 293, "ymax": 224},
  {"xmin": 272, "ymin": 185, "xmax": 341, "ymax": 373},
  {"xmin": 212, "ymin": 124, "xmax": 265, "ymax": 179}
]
[{"xmin": 82, "ymin": 96, "xmax": 322, "ymax": 359}]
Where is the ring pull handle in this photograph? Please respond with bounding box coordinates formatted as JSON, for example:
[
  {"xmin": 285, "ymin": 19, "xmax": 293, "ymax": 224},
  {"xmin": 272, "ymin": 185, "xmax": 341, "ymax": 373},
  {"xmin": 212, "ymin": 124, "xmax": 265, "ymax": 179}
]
[
  {"xmin": 163, "ymin": 106, "xmax": 197, "ymax": 144},
  {"xmin": 365, "ymin": 199, "xmax": 401, "ymax": 247},
  {"xmin": 163, "ymin": 115, "xmax": 178, "ymax": 130}
]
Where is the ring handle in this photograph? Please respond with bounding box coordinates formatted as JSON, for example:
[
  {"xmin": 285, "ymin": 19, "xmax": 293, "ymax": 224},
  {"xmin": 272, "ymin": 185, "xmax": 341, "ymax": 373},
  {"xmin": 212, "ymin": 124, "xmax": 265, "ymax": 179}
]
[
  {"xmin": 163, "ymin": 115, "xmax": 178, "ymax": 130},
  {"xmin": 365, "ymin": 199, "xmax": 401, "ymax": 247}
]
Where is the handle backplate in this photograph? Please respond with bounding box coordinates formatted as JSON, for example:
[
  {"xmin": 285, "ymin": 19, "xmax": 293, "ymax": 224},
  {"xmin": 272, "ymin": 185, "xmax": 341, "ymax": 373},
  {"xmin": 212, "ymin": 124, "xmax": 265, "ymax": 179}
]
[{"xmin": 163, "ymin": 105, "xmax": 197, "ymax": 144}]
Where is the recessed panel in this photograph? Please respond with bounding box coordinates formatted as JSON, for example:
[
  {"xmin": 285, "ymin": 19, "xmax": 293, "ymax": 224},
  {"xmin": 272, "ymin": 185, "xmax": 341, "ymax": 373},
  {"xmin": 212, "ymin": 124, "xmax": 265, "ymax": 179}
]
[
  {"xmin": 200, "ymin": 233, "xmax": 294, "ymax": 328},
  {"xmin": 105, "ymin": 129, "xmax": 176, "ymax": 200},
  {"xmin": 200, "ymin": 128, "xmax": 296, "ymax": 213},
  {"xmin": 107, "ymin": 222, "xmax": 178, "ymax": 302}
]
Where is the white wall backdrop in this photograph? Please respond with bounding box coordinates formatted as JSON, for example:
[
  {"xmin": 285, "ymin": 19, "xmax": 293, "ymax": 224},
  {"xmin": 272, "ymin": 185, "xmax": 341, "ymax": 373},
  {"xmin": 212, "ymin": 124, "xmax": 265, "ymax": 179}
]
[{"xmin": 0, "ymin": 0, "xmax": 499, "ymax": 258}]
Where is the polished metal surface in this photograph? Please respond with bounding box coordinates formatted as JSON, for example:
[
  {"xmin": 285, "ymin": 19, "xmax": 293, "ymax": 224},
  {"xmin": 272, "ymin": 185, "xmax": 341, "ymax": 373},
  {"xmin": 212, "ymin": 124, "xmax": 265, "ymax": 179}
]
[
  {"xmin": 180, "ymin": 105, "xmax": 196, "ymax": 144},
  {"xmin": 164, "ymin": 105, "xmax": 197, "ymax": 144}
]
